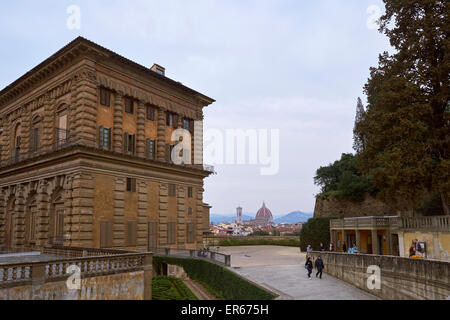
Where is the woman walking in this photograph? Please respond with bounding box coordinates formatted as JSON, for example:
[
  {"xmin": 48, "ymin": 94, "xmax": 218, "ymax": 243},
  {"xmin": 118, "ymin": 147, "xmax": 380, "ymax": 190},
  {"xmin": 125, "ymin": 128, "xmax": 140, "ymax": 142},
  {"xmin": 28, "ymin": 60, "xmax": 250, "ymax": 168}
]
[{"xmin": 305, "ymin": 257, "xmax": 313, "ymax": 279}]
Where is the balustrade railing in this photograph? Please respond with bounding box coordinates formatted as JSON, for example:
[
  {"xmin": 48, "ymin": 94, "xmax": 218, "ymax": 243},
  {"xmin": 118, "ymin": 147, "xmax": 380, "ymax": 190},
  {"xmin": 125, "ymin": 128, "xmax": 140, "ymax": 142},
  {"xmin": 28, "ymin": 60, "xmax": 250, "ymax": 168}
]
[
  {"xmin": 154, "ymin": 247, "xmax": 231, "ymax": 267},
  {"xmin": 0, "ymin": 129, "xmax": 212, "ymax": 173},
  {"xmin": 0, "ymin": 246, "xmax": 152, "ymax": 288}
]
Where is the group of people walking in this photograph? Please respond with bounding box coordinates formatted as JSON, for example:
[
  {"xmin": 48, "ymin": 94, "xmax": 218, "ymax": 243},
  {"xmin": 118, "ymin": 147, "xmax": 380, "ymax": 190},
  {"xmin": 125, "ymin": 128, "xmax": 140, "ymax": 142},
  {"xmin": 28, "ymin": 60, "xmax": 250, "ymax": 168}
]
[{"xmin": 304, "ymin": 256, "xmax": 324, "ymax": 280}]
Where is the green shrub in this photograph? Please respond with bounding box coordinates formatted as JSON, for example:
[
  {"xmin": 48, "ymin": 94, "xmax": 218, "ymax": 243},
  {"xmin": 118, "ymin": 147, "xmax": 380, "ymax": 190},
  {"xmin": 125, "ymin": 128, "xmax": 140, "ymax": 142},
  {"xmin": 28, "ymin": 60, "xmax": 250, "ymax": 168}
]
[
  {"xmin": 153, "ymin": 256, "xmax": 278, "ymax": 300},
  {"xmin": 152, "ymin": 276, "xmax": 198, "ymax": 300},
  {"xmin": 299, "ymin": 217, "xmax": 334, "ymax": 252}
]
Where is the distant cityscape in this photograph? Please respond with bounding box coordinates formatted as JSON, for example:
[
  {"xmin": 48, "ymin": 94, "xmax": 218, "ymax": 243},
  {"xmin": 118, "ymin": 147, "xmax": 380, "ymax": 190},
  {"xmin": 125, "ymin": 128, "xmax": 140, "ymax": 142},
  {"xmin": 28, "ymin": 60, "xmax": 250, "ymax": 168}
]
[{"xmin": 209, "ymin": 202, "xmax": 313, "ymax": 237}]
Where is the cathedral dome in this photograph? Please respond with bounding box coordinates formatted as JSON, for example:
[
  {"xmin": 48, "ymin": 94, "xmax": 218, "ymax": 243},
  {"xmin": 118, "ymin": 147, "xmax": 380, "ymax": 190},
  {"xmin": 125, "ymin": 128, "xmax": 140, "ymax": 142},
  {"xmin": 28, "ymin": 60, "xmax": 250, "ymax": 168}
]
[{"xmin": 255, "ymin": 202, "xmax": 273, "ymax": 222}]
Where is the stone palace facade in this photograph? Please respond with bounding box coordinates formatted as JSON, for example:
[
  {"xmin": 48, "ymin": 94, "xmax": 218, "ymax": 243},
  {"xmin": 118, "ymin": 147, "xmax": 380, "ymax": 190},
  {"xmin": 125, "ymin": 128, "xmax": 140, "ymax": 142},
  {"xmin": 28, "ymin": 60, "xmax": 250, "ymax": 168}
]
[{"xmin": 0, "ymin": 37, "xmax": 215, "ymax": 251}]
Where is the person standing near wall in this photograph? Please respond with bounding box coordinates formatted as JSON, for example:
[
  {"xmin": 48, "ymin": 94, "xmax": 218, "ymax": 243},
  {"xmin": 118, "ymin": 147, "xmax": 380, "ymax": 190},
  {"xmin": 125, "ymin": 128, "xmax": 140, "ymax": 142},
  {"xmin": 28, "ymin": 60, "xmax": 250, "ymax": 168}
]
[
  {"xmin": 342, "ymin": 242, "xmax": 347, "ymax": 253},
  {"xmin": 315, "ymin": 256, "xmax": 325, "ymax": 279}
]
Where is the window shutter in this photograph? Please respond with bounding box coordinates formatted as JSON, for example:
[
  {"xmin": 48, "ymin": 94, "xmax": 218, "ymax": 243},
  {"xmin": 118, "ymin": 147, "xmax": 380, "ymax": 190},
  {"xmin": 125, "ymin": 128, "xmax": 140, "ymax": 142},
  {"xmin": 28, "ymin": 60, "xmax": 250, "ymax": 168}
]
[
  {"xmin": 107, "ymin": 128, "xmax": 112, "ymax": 149},
  {"xmin": 123, "ymin": 132, "xmax": 128, "ymax": 153},
  {"xmin": 99, "ymin": 126, "xmax": 104, "ymax": 148},
  {"xmin": 132, "ymin": 134, "xmax": 136, "ymax": 154},
  {"xmin": 173, "ymin": 114, "xmax": 178, "ymax": 128},
  {"xmin": 100, "ymin": 222, "xmax": 107, "ymax": 248},
  {"xmin": 151, "ymin": 140, "xmax": 156, "ymax": 159},
  {"xmin": 189, "ymin": 119, "xmax": 194, "ymax": 134}
]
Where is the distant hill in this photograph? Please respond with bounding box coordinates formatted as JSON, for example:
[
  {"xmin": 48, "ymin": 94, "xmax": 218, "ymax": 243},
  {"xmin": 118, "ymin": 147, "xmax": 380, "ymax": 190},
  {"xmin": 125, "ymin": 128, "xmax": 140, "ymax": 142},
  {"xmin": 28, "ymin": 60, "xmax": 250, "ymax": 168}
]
[
  {"xmin": 273, "ymin": 211, "xmax": 313, "ymax": 224},
  {"xmin": 210, "ymin": 214, "xmax": 254, "ymax": 225},
  {"xmin": 210, "ymin": 211, "xmax": 313, "ymax": 225}
]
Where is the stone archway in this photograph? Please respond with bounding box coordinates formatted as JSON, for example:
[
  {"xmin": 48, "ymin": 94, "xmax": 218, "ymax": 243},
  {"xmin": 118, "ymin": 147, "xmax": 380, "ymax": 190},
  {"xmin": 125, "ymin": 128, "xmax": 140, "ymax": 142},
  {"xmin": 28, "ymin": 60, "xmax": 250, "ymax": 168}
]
[
  {"xmin": 24, "ymin": 194, "xmax": 38, "ymax": 247},
  {"xmin": 49, "ymin": 191, "xmax": 65, "ymax": 245}
]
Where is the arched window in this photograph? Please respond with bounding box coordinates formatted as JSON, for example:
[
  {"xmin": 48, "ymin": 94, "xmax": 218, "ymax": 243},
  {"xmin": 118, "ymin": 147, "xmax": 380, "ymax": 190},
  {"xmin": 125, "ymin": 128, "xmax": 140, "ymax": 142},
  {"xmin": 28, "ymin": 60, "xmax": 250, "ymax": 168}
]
[
  {"xmin": 30, "ymin": 115, "xmax": 42, "ymax": 153},
  {"xmin": 50, "ymin": 193, "xmax": 65, "ymax": 245}
]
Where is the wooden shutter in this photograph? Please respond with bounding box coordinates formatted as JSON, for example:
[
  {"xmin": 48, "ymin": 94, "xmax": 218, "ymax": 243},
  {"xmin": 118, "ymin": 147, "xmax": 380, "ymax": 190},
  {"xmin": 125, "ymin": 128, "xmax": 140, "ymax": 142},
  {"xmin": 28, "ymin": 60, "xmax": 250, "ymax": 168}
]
[
  {"xmin": 132, "ymin": 178, "xmax": 137, "ymax": 192},
  {"xmin": 132, "ymin": 134, "xmax": 136, "ymax": 154},
  {"xmin": 145, "ymin": 138, "xmax": 150, "ymax": 159},
  {"xmin": 99, "ymin": 126, "xmax": 104, "ymax": 148},
  {"xmin": 123, "ymin": 132, "xmax": 128, "ymax": 153},
  {"xmin": 107, "ymin": 128, "xmax": 112, "ymax": 149},
  {"xmin": 173, "ymin": 114, "xmax": 179, "ymax": 128},
  {"xmin": 148, "ymin": 222, "xmax": 157, "ymax": 249},
  {"xmin": 189, "ymin": 119, "xmax": 194, "ymax": 134},
  {"xmin": 168, "ymin": 222, "xmax": 176, "ymax": 244},
  {"xmin": 150, "ymin": 140, "xmax": 156, "ymax": 159}
]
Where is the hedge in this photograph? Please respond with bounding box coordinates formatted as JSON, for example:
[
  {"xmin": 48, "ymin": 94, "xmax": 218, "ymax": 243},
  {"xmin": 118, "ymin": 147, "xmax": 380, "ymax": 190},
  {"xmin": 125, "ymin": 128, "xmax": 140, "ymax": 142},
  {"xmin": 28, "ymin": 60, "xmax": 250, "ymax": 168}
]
[
  {"xmin": 153, "ymin": 256, "xmax": 278, "ymax": 300},
  {"xmin": 152, "ymin": 276, "xmax": 198, "ymax": 300},
  {"xmin": 299, "ymin": 217, "xmax": 334, "ymax": 252}
]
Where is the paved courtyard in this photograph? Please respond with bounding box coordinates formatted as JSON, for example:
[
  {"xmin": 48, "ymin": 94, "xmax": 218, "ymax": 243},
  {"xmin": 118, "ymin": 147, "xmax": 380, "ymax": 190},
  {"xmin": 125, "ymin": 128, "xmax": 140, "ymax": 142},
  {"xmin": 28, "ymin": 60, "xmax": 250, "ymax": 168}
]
[{"xmin": 219, "ymin": 246, "xmax": 378, "ymax": 300}]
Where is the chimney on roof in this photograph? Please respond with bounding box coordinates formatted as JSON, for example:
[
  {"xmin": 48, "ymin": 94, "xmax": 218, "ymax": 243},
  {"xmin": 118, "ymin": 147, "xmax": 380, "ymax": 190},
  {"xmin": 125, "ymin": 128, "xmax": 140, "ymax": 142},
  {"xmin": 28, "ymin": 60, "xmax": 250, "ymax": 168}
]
[{"xmin": 151, "ymin": 64, "xmax": 165, "ymax": 76}]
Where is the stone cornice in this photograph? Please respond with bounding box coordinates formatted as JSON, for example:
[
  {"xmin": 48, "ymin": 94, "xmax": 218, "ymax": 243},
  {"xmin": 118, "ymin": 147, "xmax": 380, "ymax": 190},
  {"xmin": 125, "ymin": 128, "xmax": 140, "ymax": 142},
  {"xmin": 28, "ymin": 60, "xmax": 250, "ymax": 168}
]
[{"xmin": 0, "ymin": 37, "xmax": 214, "ymax": 114}]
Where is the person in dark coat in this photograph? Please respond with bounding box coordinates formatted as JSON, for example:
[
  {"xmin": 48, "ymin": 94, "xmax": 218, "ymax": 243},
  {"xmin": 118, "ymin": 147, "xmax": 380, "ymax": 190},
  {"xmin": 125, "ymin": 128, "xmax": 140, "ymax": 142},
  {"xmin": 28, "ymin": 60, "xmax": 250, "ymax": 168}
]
[
  {"xmin": 342, "ymin": 242, "xmax": 347, "ymax": 253},
  {"xmin": 315, "ymin": 256, "xmax": 325, "ymax": 279},
  {"xmin": 319, "ymin": 243, "xmax": 325, "ymax": 251},
  {"xmin": 305, "ymin": 257, "xmax": 313, "ymax": 279}
]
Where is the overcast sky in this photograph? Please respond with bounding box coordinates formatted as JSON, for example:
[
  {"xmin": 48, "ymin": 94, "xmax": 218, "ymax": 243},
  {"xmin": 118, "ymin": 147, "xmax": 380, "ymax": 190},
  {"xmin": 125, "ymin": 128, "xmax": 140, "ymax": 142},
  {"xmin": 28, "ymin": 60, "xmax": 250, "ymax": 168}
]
[{"xmin": 0, "ymin": 0, "xmax": 391, "ymax": 216}]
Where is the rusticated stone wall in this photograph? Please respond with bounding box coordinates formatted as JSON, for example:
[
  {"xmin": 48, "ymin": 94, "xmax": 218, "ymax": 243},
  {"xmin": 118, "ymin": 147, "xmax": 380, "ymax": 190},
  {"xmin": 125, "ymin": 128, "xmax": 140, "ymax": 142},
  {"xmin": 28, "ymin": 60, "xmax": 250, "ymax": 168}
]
[
  {"xmin": 314, "ymin": 194, "xmax": 398, "ymax": 218},
  {"xmin": 309, "ymin": 251, "xmax": 450, "ymax": 300},
  {"xmin": 0, "ymin": 271, "xmax": 144, "ymax": 300}
]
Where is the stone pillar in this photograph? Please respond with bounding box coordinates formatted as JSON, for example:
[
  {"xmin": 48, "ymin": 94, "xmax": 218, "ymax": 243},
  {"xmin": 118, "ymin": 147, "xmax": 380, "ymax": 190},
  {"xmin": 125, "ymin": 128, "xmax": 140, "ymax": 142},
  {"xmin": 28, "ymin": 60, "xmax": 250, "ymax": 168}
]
[
  {"xmin": 195, "ymin": 186, "xmax": 204, "ymax": 248},
  {"xmin": 398, "ymin": 231, "xmax": 405, "ymax": 257},
  {"xmin": 42, "ymin": 95, "xmax": 55, "ymax": 151},
  {"xmin": 137, "ymin": 181, "xmax": 148, "ymax": 250},
  {"xmin": 72, "ymin": 68, "xmax": 98, "ymax": 147},
  {"xmin": 136, "ymin": 101, "xmax": 146, "ymax": 158},
  {"xmin": 113, "ymin": 91, "xmax": 124, "ymax": 153},
  {"xmin": 0, "ymin": 189, "xmax": 6, "ymax": 247},
  {"xmin": 386, "ymin": 230, "xmax": 392, "ymax": 256},
  {"xmin": 372, "ymin": 229, "xmax": 379, "ymax": 255},
  {"xmin": 356, "ymin": 229, "xmax": 361, "ymax": 252},
  {"xmin": 177, "ymin": 186, "xmax": 186, "ymax": 248},
  {"xmin": 113, "ymin": 177, "xmax": 125, "ymax": 247},
  {"xmin": 36, "ymin": 180, "xmax": 50, "ymax": 247},
  {"xmin": 193, "ymin": 116, "xmax": 203, "ymax": 165},
  {"xmin": 13, "ymin": 185, "xmax": 26, "ymax": 247},
  {"xmin": 158, "ymin": 183, "xmax": 168, "ymax": 247},
  {"xmin": 63, "ymin": 175, "xmax": 74, "ymax": 246},
  {"xmin": 156, "ymin": 108, "xmax": 166, "ymax": 162},
  {"xmin": 71, "ymin": 173, "xmax": 94, "ymax": 247},
  {"xmin": 143, "ymin": 254, "xmax": 153, "ymax": 300},
  {"xmin": 21, "ymin": 107, "xmax": 31, "ymax": 155}
]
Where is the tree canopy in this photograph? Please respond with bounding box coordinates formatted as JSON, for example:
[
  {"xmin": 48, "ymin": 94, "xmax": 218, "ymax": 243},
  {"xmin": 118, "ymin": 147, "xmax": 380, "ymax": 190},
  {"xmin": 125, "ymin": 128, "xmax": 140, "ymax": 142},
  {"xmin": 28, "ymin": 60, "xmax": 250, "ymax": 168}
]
[
  {"xmin": 314, "ymin": 153, "xmax": 376, "ymax": 202},
  {"xmin": 353, "ymin": 0, "xmax": 449, "ymax": 214}
]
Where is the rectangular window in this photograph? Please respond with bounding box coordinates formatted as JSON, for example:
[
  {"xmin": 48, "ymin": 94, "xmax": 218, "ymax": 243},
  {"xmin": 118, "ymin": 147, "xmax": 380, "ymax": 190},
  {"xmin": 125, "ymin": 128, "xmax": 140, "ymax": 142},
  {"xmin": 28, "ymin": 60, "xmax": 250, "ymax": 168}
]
[
  {"xmin": 146, "ymin": 105, "xmax": 156, "ymax": 121},
  {"xmin": 165, "ymin": 144, "xmax": 174, "ymax": 163},
  {"xmin": 123, "ymin": 132, "xmax": 135, "ymax": 154},
  {"xmin": 166, "ymin": 112, "xmax": 178, "ymax": 128},
  {"xmin": 100, "ymin": 88, "xmax": 111, "ymax": 107},
  {"xmin": 168, "ymin": 222, "xmax": 176, "ymax": 244},
  {"xmin": 188, "ymin": 207, "xmax": 193, "ymax": 215},
  {"xmin": 100, "ymin": 221, "xmax": 113, "ymax": 248},
  {"xmin": 169, "ymin": 184, "xmax": 176, "ymax": 197},
  {"xmin": 188, "ymin": 187, "xmax": 193, "ymax": 198},
  {"xmin": 98, "ymin": 126, "xmax": 112, "ymax": 149},
  {"xmin": 145, "ymin": 139, "xmax": 156, "ymax": 159},
  {"xmin": 187, "ymin": 223, "xmax": 195, "ymax": 243},
  {"xmin": 126, "ymin": 178, "xmax": 137, "ymax": 192},
  {"xmin": 124, "ymin": 97, "xmax": 134, "ymax": 114},
  {"xmin": 29, "ymin": 128, "xmax": 39, "ymax": 152},
  {"xmin": 127, "ymin": 220, "xmax": 137, "ymax": 246}
]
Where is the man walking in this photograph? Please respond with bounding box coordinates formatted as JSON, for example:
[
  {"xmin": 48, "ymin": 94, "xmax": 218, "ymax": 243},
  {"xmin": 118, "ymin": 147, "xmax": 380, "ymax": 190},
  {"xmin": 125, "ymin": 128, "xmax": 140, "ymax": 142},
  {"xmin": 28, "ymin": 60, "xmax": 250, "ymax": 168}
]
[{"xmin": 315, "ymin": 256, "xmax": 325, "ymax": 279}]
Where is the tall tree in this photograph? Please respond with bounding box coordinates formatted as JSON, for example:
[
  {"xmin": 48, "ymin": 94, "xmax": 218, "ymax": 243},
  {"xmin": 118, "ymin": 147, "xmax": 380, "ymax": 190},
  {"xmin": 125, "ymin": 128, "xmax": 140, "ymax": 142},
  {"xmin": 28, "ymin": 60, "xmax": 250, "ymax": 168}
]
[
  {"xmin": 354, "ymin": 0, "xmax": 449, "ymax": 215},
  {"xmin": 353, "ymin": 97, "xmax": 366, "ymax": 153}
]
